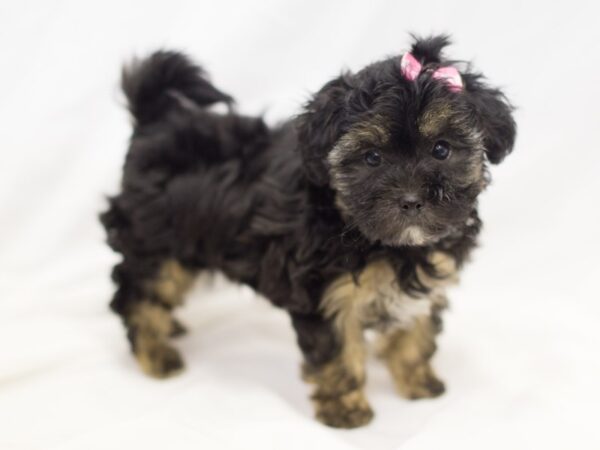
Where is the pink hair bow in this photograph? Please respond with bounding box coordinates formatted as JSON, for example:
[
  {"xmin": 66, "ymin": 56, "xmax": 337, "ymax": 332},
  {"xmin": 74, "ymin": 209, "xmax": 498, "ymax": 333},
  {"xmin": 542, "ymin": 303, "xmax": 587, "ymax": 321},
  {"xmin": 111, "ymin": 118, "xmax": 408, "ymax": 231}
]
[{"xmin": 400, "ymin": 52, "xmax": 463, "ymax": 92}]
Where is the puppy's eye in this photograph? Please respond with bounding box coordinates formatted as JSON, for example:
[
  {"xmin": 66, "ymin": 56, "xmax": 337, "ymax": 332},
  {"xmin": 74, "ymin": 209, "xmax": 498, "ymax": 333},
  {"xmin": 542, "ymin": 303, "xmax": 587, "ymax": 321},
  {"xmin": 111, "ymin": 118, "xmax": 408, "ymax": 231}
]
[
  {"xmin": 432, "ymin": 140, "xmax": 451, "ymax": 160},
  {"xmin": 364, "ymin": 150, "xmax": 382, "ymax": 167}
]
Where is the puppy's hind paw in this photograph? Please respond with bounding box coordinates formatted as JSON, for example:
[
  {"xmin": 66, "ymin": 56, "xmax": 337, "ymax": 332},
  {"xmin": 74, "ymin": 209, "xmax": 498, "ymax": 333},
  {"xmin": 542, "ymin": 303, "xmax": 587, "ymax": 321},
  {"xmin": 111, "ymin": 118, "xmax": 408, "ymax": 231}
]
[{"xmin": 136, "ymin": 342, "xmax": 185, "ymax": 379}]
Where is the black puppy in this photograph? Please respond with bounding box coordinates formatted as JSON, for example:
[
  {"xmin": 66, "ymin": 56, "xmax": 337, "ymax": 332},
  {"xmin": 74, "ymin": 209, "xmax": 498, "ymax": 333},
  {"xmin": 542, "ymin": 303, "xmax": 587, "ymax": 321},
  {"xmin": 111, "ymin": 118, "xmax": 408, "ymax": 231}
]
[{"xmin": 101, "ymin": 35, "xmax": 516, "ymax": 428}]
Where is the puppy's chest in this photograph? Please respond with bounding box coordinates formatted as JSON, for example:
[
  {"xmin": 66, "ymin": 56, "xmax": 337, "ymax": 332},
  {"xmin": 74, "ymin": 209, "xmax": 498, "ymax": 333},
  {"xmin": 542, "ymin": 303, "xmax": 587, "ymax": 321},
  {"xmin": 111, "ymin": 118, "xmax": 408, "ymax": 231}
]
[{"xmin": 322, "ymin": 254, "xmax": 456, "ymax": 332}]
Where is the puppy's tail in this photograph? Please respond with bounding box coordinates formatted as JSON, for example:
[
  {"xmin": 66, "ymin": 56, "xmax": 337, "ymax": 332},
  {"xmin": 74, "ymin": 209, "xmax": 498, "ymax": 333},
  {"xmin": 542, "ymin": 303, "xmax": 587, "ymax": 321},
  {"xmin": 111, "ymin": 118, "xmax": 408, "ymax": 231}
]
[{"xmin": 122, "ymin": 50, "xmax": 232, "ymax": 125}]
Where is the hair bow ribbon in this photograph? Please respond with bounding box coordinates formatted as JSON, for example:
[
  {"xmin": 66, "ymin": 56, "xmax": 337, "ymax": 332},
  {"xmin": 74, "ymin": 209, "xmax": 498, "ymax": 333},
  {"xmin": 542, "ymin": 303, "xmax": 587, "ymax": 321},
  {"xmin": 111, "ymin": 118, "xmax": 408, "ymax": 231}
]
[{"xmin": 400, "ymin": 52, "xmax": 463, "ymax": 92}]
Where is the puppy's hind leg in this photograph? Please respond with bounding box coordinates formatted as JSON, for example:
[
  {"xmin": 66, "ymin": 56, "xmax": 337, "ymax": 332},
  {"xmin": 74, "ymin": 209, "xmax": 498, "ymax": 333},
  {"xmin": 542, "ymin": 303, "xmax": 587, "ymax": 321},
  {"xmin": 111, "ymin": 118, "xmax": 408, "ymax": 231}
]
[{"xmin": 111, "ymin": 259, "xmax": 195, "ymax": 378}]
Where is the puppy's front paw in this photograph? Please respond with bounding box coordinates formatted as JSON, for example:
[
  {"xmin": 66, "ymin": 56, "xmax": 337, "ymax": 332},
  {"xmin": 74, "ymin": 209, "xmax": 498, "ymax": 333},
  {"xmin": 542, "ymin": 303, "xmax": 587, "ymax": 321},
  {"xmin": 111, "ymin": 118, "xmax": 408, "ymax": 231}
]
[
  {"xmin": 135, "ymin": 342, "xmax": 185, "ymax": 379},
  {"xmin": 314, "ymin": 390, "xmax": 374, "ymax": 428},
  {"xmin": 395, "ymin": 363, "xmax": 445, "ymax": 400}
]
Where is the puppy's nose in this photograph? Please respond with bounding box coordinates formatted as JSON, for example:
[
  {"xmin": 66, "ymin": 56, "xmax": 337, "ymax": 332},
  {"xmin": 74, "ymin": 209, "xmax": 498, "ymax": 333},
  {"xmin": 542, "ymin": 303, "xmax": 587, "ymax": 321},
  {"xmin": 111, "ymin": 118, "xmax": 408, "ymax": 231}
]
[{"xmin": 400, "ymin": 194, "xmax": 425, "ymax": 216}]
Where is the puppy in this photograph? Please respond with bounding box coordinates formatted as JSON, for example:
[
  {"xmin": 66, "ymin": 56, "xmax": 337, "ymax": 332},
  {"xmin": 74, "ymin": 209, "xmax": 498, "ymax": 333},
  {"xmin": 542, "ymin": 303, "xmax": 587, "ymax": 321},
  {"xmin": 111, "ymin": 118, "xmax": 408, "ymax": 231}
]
[{"xmin": 101, "ymin": 35, "xmax": 516, "ymax": 428}]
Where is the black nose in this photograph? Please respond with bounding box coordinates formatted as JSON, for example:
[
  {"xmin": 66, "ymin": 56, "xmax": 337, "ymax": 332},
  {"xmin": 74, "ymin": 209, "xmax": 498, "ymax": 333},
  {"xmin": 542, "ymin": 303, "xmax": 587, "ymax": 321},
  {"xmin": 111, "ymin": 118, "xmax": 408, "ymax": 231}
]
[{"xmin": 401, "ymin": 194, "xmax": 424, "ymax": 216}]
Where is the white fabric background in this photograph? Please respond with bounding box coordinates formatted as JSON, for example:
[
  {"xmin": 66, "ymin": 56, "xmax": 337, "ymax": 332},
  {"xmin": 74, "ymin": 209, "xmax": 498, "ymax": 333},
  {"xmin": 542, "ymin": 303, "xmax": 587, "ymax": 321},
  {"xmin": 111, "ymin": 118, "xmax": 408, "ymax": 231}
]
[{"xmin": 1, "ymin": 1, "xmax": 599, "ymax": 449}]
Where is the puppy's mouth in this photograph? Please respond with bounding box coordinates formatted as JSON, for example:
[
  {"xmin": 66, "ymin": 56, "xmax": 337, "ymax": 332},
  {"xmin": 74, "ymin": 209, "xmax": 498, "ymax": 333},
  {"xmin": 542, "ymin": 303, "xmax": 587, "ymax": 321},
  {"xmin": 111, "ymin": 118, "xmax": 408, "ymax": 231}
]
[
  {"xmin": 367, "ymin": 221, "xmax": 435, "ymax": 248},
  {"xmin": 390, "ymin": 218, "xmax": 462, "ymax": 247},
  {"xmin": 395, "ymin": 225, "xmax": 429, "ymax": 246},
  {"xmin": 386, "ymin": 216, "xmax": 450, "ymax": 247}
]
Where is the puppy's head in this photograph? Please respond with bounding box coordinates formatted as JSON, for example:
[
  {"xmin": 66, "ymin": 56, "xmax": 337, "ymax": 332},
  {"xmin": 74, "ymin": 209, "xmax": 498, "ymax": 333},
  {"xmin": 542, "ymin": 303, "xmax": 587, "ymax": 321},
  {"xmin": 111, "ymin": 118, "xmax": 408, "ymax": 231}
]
[{"xmin": 298, "ymin": 35, "xmax": 516, "ymax": 247}]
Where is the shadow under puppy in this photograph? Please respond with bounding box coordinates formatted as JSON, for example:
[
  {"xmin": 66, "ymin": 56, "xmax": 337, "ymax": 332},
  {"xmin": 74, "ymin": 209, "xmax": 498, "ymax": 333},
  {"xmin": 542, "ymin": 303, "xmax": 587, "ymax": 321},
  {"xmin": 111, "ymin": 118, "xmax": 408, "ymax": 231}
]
[{"xmin": 101, "ymin": 35, "xmax": 516, "ymax": 428}]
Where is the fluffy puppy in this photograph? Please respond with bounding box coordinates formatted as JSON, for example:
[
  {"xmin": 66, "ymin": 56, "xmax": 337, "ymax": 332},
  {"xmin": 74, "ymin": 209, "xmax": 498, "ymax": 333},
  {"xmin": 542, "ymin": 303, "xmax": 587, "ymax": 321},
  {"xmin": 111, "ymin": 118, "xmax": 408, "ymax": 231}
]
[{"xmin": 101, "ymin": 35, "xmax": 516, "ymax": 428}]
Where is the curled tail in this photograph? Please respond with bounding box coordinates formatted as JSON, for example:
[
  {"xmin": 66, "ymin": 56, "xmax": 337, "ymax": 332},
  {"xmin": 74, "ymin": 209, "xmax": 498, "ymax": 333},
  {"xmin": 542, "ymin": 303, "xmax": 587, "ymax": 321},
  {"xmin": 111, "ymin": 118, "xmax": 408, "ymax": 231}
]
[{"xmin": 122, "ymin": 50, "xmax": 232, "ymax": 125}]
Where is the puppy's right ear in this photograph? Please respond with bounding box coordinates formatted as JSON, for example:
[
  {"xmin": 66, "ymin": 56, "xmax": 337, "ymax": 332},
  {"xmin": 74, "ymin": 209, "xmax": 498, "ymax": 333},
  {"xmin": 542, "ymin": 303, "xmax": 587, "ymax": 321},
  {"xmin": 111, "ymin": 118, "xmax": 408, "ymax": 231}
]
[{"xmin": 297, "ymin": 75, "xmax": 352, "ymax": 186}]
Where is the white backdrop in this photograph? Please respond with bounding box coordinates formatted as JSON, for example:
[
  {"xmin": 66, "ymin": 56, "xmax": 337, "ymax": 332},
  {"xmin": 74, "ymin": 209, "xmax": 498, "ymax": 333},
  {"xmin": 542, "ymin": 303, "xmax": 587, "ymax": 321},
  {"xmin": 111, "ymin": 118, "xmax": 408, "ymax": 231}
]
[{"xmin": 1, "ymin": 1, "xmax": 599, "ymax": 449}]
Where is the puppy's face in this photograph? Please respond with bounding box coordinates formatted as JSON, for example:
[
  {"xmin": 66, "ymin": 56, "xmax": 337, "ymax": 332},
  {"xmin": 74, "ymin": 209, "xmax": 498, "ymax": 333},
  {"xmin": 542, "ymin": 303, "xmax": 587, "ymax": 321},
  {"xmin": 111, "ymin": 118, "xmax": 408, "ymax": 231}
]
[
  {"xmin": 298, "ymin": 37, "xmax": 516, "ymax": 247},
  {"xmin": 327, "ymin": 95, "xmax": 486, "ymax": 247}
]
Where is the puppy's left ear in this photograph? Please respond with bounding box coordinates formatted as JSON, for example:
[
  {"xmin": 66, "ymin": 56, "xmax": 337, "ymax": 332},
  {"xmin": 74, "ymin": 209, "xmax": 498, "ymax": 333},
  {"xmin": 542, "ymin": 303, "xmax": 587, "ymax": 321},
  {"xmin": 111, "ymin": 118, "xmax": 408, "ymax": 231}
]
[
  {"xmin": 297, "ymin": 74, "xmax": 353, "ymax": 186},
  {"xmin": 463, "ymin": 74, "xmax": 517, "ymax": 164}
]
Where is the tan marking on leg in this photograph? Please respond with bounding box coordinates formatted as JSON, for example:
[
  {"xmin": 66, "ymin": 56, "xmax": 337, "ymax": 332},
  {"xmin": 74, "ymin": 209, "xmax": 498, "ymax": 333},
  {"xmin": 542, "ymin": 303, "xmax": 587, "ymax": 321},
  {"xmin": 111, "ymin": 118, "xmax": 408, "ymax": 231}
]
[
  {"xmin": 378, "ymin": 316, "xmax": 445, "ymax": 399},
  {"xmin": 375, "ymin": 252, "xmax": 457, "ymax": 398},
  {"xmin": 304, "ymin": 322, "xmax": 373, "ymax": 428},
  {"xmin": 141, "ymin": 260, "xmax": 195, "ymax": 340},
  {"xmin": 303, "ymin": 277, "xmax": 375, "ymax": 428},
  {"xmin": 148, "ymin": 260, "xmax": 195, "ymax": 307},
  {"xmin": 312, "ymin": 377, "xmax": 373, "ymax": 429},
  {"xmin": 128, "ymin": 302, "xmax": 184, "ymax": 378}
]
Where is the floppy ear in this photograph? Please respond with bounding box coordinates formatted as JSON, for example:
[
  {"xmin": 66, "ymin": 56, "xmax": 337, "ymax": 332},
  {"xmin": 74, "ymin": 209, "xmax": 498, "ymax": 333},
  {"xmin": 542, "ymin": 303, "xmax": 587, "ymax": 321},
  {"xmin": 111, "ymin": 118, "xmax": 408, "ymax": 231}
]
[
  {"xmin": 412, "ymin": 35, "xmax": 516, "ymax": 164},
  {"xmin": 297, "ymin": 74, "xmax": 353, "ymax": 186},
  {"xmin": 463, "ymin": 74, "xmax": 517, "ymax": 164}
]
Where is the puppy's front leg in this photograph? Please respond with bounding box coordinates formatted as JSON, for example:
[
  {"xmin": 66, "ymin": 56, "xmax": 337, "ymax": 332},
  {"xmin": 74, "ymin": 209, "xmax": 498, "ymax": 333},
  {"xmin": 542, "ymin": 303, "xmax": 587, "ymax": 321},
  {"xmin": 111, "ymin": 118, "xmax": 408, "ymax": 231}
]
[
  {"xmin": 291, "ymin": 312, "xmax": 373, "ymax": 428},
  {"xmin": 378, "ymin": 315, "xmax": 445, "ymax": 399}
]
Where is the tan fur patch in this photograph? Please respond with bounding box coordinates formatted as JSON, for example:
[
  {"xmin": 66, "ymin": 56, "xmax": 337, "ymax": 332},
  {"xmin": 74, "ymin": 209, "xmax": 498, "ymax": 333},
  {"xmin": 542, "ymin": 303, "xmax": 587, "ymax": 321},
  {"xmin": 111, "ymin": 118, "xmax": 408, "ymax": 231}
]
[
  {"xmin": 417, "ymin": 251, "xmax": 458, "ymax": 286},
  {"xmin": 128, "ymin": 302, "xmax": 184, "ymax": 378},
  {"xmin": 126, "ymin": 261, "xmax": 194, "ymax": 378},
  {"xmin": 418, "ymin": 101, "xmax": 454, "ymax": 138},
  {"xmin": 418, "ymin": 100, "xmax": 480, "ymax": 144},
  {"xmin": 304, "ymin": 354, "xmax": 362, "ymax": 397},
  {"xmin": 313, "ymin": 384, "xmax": 373, "ymax": 428},
  {"xmin": 327, "ymin": 120, "xmax": 390, "ymax": 219},
  {"xmin": 306, "ymin": 353, "xmax": 373, "ymax": 428},
  {"xmin": 322, "ymin": 259, "xmax": 435, "ymax": 334},
  {"xmin": 134, "ymin": 338, "xmax": 184, "ymax": 379},
  {"xmin": 309, "ymin": 253, "xmax": 457, "ymax": 425},
  {"xmin": 347, "ymin": 120, "xmax": 390, "ymax": 147},
  {"xmin": 319, "ymin": 253, "xmax": 457, "ymax": 406},
  {"xmin": 321, "ymin": 252, "xmax": 457, "ymax": 333},
  {"xmin": 418, "ymin": 101, "xmax": 486, "ymax": 187},
  {"xmin": 378, "ymin": 316, "xmax": 445, "ymax": 399},
  {"xmin": 128, "ymin": 302, "xmax": 173, "ymax": 338},
  {"xmin": 327, "ymin": 120, "xmax": 389, "ymax": 176},
  {"xmin": 148, "ymin": 260, "xmax": 195, "ymax": 307}
]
